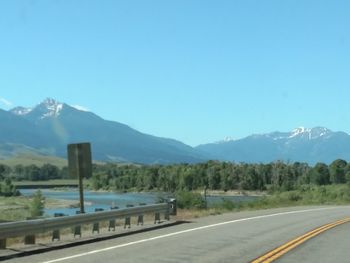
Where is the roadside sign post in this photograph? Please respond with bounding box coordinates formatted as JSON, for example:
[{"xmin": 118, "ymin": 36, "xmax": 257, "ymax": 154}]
[{"xmin": 68, "ymin": 143, "xmax": 92, "ymax": 214}]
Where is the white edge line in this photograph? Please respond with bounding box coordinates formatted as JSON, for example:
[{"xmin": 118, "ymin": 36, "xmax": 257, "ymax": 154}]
[{"xmin": 42, "ymin": 207, "xmax": 339, "ymax": 263}]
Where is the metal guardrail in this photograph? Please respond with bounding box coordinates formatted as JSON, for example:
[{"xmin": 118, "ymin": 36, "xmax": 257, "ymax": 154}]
[{"xmin": 0, "ymin": 201, "xmax": 176, "ymax": 249}]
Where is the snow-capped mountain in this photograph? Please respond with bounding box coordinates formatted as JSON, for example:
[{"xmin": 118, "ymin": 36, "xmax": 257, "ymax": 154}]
[
  {"xmin": 10, "ymin": 106, "xmax": 33, "ymax": 116},
  {"xmin": 287, "ymin": 127, "xmax": 331, "ymax": 140},
  {"xmin": 214, "ymin": 136, "xmax": 235, "ymax": 144},
  {"xmin": 255, "ymin": 127, "xmax": 333, "ymax": 141},
  {"xmin": 2, "ymin": 99, "xmax": 350, "ymax": 164},
  {"xmin": 2, "ymin": 98, "xmax": 206, "ymax": 164},
  {"xmin": 37, "ymin": 98, "xmax": 64, "ymax": 119},
  {"xmin": 196, "ymin": 127, "xmax": 350, "ymax": 164},
  {"xmin": 11, "ymin": 98, "xmax": 65, "ymax": 122}
]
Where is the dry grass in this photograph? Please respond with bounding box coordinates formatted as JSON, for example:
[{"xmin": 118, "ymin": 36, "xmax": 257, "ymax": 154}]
[{"xmin": 174, "ymin": 208, "xmax": 223, "ymax": 220}]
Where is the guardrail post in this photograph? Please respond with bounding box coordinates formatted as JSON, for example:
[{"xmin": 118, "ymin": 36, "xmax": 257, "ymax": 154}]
[
  {"xmin": 93, "ymin": 208, "xmax": 104, "ymax": 233},
  {"xmin": 137, "ymin": 203, "xmax": 146, "ymax": 225},
  {"xmin": 165, "ymin": 208, "xmax": 170, "ymax": 221},
  {"xmin": 52, "ymin": 230, "xmax": 60, "ymax": 241},
  {"xmin": 24, "ymin": 217, "xmax": 36, "ymax": 245},
  {"xmin": 124, "ymin": 204, "xmax": 133, "ymax": 229},
  {"xmin": 74, "ymin": 211, "xmax": 82, "ymax": 238},
  {"xmin": 24, "ymin": 235, "xmax": 35, "ymax": 245},
  {"xmin": 0, "ymin": 239, "xmax": 6, "ymax": 249},
  {"xmin": 165, "ymin": 198, "xmax": 177, "ymax": 220},
  {"xmin": 52, "ymin": 213, "xmax": 66, "ymax": 241},
  {"xmin": 154, "ymin": 212, "xmax": 161, "ymax": 224},
  {"xmin": 169, "ymin": 198, "xmax": 177, "ymax": 216},
  {"xmin": 109, "ymin": 206, "xmax": 119, "ymax": 231},
  {"xmin": 124, "ymin": 216, "xmax": 131, "ymax": 229}
]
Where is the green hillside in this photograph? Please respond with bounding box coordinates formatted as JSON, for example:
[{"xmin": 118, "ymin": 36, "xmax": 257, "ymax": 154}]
[{"xmin": 0, "ymin": 154, "xmax": 67, "ymax": 168}]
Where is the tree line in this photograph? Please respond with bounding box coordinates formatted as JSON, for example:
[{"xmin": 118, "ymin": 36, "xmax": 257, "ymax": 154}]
[
  {"xmin": 90, "ymin": 159, "xmax": 350, "ymax": 192},
  {"xmin": 1, "ymin": 159, "xmax": 350, "ymax": 194},
  {"xmin": 0, "ymin": 163, "xmax": 68, "ymax": 182},
  {"xmin": 0, "ymin": 163, "xmax": 68, "ymax": 196}
]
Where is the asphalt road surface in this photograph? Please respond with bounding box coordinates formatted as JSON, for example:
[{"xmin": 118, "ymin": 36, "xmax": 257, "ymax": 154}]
[
  {"xmin": 3, "ymin": 206, "xmax": 350, "ymax": 263},
  {"xmin": 277, "ymin": 218, "xmax": 350, "ymax": 263}
]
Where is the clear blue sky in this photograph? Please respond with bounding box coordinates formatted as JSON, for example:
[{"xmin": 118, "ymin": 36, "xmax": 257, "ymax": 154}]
[{"xmin": 0, "ymin": 0, "xmax": 349, "ymax": 146}]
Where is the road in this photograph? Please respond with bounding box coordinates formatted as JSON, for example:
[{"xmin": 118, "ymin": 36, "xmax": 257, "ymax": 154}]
[
  {"xmin": 3, "ymin": 206, "xmax": 350, "ymax": 263},
  {"xmin": 278, "ymin": 219, "xmax": 350, "ymax": 263}
]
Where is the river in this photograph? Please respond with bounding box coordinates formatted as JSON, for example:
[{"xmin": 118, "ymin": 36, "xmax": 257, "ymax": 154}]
[{"xmin": 20, "ymin": 189, "xmax": 259, "ymax": 216}]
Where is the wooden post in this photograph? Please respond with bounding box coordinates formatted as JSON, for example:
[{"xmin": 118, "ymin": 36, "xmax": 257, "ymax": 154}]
[{"xmin": 68, "ymin": 143, "xmax": 92, "ymax": 214}]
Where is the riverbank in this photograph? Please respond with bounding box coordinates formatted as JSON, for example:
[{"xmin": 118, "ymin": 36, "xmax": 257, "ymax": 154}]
[
  {"xmin": 196, "ymin": 189, "xmax": 267, "ymax": 197},
  {"xmin": 175, "ymin": 184, "xmax": 350, "ymax": 220},
  {"xmin": 0, "ymin": 195, "xmax": 86, "ymax": 221},
  {"xmin": 3, "ymin": 184, "xmax": 349, "ymax": 222},
  {"xmin": 13, "ymin": 179, "xmax": 79, "ymax": 189}
]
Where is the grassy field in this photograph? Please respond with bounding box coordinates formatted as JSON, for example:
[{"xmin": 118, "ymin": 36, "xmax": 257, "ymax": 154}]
[
  {"xmin": 0, "ymin": 154, "xmax": 68, "ymax": 168},
  {"xmin": 251, "ymin": 184, "xmax": 350, "ymax": 207},
  {"xmin": 0, "ymin": 153, "xmax": 107, "ymax": 168},
  {"xmin": 0, "ymin": 194, "xmax": 80, "ymax": 222},
  {"xmin": 0, "ymin": 196, "xmax": 31, "ymax": 221},
  {"xmin": 175, "ymin": 184, "xmax": 350, "ymax": 219}
]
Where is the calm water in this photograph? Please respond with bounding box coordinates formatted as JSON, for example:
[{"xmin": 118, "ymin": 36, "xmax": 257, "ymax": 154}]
[
  {"xmin": 20, "ymin": 189, "xmax": 159, "ymax": 216},
  {"xmin": 20, "ymin": 189, "xmax": 259, "ymax": 216}
]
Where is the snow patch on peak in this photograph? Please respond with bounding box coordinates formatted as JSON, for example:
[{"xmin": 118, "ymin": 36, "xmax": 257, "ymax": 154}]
[
  {"xmin": 39, "ymin": 98, "xmax": 64, "ymax": 119},
  {"xmin": 289, "ymin": 126, "xmax": 331, "ymax": 140},
  {"xmin": 72, "ymin": 105, "xmax": 89, "ymax": 112},
  {"xmin": 310, "ymin": 127, "xmax": 331, "ymax": 139},
  {"xmin": 289, "ymin": 127, "xmax": 310, "ymax": 138},
  {"xmin": 223, "ymin": 136, "xmax": 234, "ymax": 142},
  {"xmin": 10, "ymin": 106, "xmax": 32, "ymax": 116},
  {"xmin": 214, "ymin": 136, "xmax": 235, "ymax": 144},
  {"xmin": 43, "ymin": 97, "xmax": 57, "ymax": 104}
]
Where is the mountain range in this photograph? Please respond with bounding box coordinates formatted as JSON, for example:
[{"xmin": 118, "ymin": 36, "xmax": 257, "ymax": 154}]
[
  {"xmin": 197, "ymin": 127, "xmax": 350, "ymax": 164},
  {"xmin": 1, "ymin": 98, "xmax": 206, "ymax": 164},
  {"xmin": 1, "ymin": 98, "xmax": 350, "ymax": 164}
]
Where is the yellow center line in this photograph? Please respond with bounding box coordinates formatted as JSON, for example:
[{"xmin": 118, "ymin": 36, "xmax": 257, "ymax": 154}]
[{"xmin": 251, "ymin": 217, "xmax": 350, "ymax": 263}]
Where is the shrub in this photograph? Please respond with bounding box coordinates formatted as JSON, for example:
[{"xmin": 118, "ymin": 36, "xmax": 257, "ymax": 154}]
[
  {"xmin": 29, "ymin": 190, "xmax": 45, "ymax": 218},
  {"xmin": 176, "ymin": 191, "xmax": 206, "ymax": 209},
  {"xmin": 220, "ymin": 199, "xmax": 236, "ymax": 210}
]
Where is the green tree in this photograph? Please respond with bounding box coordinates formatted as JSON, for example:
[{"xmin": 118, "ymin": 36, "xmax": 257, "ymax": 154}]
[
  {"xmin": 270, "ymin": 161, "xmax": 287, "ymax": 189},
  {"xmin": 207, "ymin": 164, "xmax": 221, "ymax": 190},
  {"xmin": 25, "ymin": 165, "xmax": 41, "ymax": 181},
  {"xmin": 0, "ymin": 164, "xmax": 11, "ymax": 180},
  {"xmin": 346, "ymin": 171, "xmax": 350, "ymax": 185},
  {"xmin": 40, "ymin": 164, "xmax": 60, "ymax": 180},
  {"xmin": 309, "ymin": 163, "xmax": 330, "ymax": 185},
  {"xmin": 329, "ymin": 159, "xmax": 347, "ymax": 184},
  {"xmin": 29, "ymin": 190, "xmax": 45, "ymax": 218},
  {"xmin": 0, "ymin": 178, "xmax": 19, "ymax": 196},
  {"xmin": 14, "ymin": 164, "xmax": 25, "ymax": 180}
]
